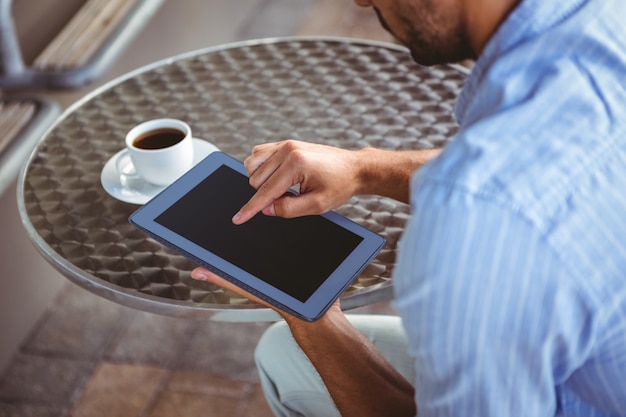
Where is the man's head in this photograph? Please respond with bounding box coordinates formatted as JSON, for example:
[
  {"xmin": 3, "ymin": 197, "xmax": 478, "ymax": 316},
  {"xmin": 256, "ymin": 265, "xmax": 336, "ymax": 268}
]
[{"xmin": 354, "ymin": 0, "xmax": 521, "ymax": 66}]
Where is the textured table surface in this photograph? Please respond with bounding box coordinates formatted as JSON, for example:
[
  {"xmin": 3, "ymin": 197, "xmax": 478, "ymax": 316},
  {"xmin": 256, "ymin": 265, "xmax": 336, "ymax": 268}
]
[{"xmin": 19, "ymin": 38, "xmax": 466, "ymax": 320}]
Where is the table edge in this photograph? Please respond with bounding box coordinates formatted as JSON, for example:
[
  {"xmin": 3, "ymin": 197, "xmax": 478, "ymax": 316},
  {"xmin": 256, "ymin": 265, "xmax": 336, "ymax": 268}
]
[{"xmin": 17, "ymin": 36, "xmax": 466, "ymax": 318}]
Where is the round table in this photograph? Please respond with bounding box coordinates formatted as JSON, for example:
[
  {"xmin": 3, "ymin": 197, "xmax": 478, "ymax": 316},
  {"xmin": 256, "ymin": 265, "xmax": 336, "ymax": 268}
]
[{"xmin": 18, "ymin": 37, "xmax": 466, "ymax": 321}]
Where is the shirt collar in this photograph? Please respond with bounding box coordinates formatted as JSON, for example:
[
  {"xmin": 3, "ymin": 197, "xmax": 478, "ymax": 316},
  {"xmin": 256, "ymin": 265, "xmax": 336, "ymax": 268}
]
[{"xmin": 454, "ymin": 0, "xmax": 589, "ymax": 125}]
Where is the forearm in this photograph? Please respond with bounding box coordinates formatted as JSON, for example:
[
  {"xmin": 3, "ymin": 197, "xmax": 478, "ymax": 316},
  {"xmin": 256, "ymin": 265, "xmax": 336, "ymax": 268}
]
[
  {"xmin": 354, "ymin": 147, "xmax": 442, "ymax": 203},
  {"xmin": 284, "ymin": 310, "xmax": 416, "ymax": 417}
]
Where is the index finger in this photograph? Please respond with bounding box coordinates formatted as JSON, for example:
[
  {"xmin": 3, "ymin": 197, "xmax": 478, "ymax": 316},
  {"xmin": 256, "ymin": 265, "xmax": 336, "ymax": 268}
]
[{"xmin": 232, "ymin": 163, "xmax": 297, "ymax": 224}]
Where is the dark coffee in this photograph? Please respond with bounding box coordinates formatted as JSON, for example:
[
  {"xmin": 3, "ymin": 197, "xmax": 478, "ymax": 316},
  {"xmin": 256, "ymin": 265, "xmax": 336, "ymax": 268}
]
[{"xmin": 133, "ymin": 128, "xmax": 186, "ymax": 150}]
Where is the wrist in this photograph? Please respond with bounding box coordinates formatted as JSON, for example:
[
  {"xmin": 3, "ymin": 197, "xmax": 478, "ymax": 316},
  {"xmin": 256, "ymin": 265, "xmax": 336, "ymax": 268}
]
[
  {"xmin": 283, "ymin": 303, "xmax": 348, "ymax": 339},
  {"xmin": 352, "ymin": 147, "xmax": 441, "ymax": 202},
  {"xmin": 352, "ymin": 147, "xmax": 386, "ymax": 196}
]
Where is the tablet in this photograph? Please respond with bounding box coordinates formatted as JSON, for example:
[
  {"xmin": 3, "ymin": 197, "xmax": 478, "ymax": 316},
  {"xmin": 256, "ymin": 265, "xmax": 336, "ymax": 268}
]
[{"xmin": 129, "ymin": 151, "xmax": 386, "ymax": 321}]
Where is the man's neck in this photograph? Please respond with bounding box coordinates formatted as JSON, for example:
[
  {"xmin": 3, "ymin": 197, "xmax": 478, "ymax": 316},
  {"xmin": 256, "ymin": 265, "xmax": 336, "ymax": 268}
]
[{"xmin": 464, "ymin": 0, "xmax": 521, "ymax": 56}]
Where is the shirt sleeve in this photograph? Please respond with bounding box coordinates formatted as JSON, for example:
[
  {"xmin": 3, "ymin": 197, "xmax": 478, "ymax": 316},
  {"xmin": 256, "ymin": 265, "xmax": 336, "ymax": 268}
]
[{"xmin": 392, "ymin": 179, "xmax": 599, "ymax": 417}]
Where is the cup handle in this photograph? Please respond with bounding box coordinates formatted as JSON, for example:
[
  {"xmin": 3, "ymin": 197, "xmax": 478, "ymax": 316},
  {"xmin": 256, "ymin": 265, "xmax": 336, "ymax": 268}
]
[{"xmin": 115, "ymin": 150, "xmax": 140, "ymax": 179}]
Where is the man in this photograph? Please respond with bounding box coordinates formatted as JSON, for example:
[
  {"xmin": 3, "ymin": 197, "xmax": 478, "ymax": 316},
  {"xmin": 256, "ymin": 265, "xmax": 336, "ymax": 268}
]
[{"xmin": 191, "ymin": 0, "xmax": 626, "ymax": 415}]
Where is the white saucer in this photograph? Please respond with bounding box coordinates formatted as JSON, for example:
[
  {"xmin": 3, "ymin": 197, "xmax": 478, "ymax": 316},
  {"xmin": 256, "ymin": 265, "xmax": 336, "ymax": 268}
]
[{"xmin": 101, "ymin": 138, "xmax": 219, "ymax": 205}]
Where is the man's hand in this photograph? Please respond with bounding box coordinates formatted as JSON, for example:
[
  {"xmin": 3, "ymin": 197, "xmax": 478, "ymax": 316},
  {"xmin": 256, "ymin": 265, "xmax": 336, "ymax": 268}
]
[
  {"xmin": 191, "ymin": 266, "xmax": 342, "ymax": 324},
  {"xmin": 232, "ymin": 139, "xmax": 442, "ymax": 225},
  {"xmin": 232, "ymin": 140, "xmax": 362, "ymax": 225},
  {"xmin": 191, "ymin": 267, "xmax": 276, "ymax": 310}
]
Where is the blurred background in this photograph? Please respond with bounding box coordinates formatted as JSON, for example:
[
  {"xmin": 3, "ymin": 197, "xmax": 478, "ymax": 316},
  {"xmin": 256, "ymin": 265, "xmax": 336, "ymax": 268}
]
[{"xmin": 0, "ymin": 1, "xmax": 393, "ymax": 416}]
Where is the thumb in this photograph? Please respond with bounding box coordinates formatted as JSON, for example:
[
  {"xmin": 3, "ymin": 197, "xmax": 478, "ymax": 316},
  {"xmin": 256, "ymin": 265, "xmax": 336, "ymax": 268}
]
[{"xmin": 271, "ymin": 193, "xmax": 326, "ymax": 218}]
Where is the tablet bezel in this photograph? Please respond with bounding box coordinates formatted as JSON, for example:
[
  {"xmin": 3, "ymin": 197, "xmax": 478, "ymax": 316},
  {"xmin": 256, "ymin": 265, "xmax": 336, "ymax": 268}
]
[{"xmin": 129, "ymin": 152, "xmax": 385, "ymax": 321}]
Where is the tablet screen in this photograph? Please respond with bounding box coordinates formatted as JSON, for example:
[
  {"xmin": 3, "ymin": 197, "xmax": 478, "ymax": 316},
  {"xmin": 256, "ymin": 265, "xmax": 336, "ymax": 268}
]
[{"xmin": 154, "ymin": 164, "xmax": 363, "ymax": 302}]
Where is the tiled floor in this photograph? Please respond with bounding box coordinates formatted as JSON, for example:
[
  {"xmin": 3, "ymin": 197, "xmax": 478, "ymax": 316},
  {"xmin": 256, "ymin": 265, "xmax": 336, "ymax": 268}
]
[
  {"xmin": 0, "ymin": 1, "xmax": 396, "ymax": 416},
  {"xmin": 1, "ymin": 284, "xmax": 273, "ymax": 417}
]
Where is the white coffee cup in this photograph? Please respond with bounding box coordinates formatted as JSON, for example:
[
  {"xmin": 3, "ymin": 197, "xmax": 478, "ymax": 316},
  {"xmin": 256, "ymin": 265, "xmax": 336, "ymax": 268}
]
[{"xmin": 117, "ymin": 118, "xmax": 194, "ymax": 186}]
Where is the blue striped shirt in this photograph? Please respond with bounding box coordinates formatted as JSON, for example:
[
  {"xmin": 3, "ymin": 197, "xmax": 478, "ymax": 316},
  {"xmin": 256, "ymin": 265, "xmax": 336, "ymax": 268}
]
[{"xmin": 393, "ymin": 0, "xmax": 626, "ymax": 415}]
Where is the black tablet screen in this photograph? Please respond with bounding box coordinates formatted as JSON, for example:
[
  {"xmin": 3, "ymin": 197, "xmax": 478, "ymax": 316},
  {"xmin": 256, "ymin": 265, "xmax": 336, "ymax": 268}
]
[{"xmin": 155, "ymin": 165, "xmax": 363, "ymax": 302}]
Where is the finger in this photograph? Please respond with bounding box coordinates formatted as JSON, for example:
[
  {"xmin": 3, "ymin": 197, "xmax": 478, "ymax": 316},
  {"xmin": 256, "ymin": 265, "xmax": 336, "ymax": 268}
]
[
  {"xmin": 250, "ymin": 141, "xmax": 280, "ymax": 154},
  {"xmin": 233, "ymin": 164, "xmax": 299, "ymax": 224},
  {"xmin": 191, "ymin": 267, "xmax": 273, "ymax": 309},
  {"xmin": 244, "ymin": 142, "xmax": 280, "ymax": 176},
  {"xmin": 271, "ymin": 192, "xmax": 328, "ymax": 218},
  {"xmin": 232, "ymin": 185, "xmax": 285, "ymax": 224},
  {"xmin": 247, "ymin": 153, "xmax": 284, "ymax": 190},
  {"xmin": 247, "ymin": 141, "xmax": 302, "ymax": 189}
]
